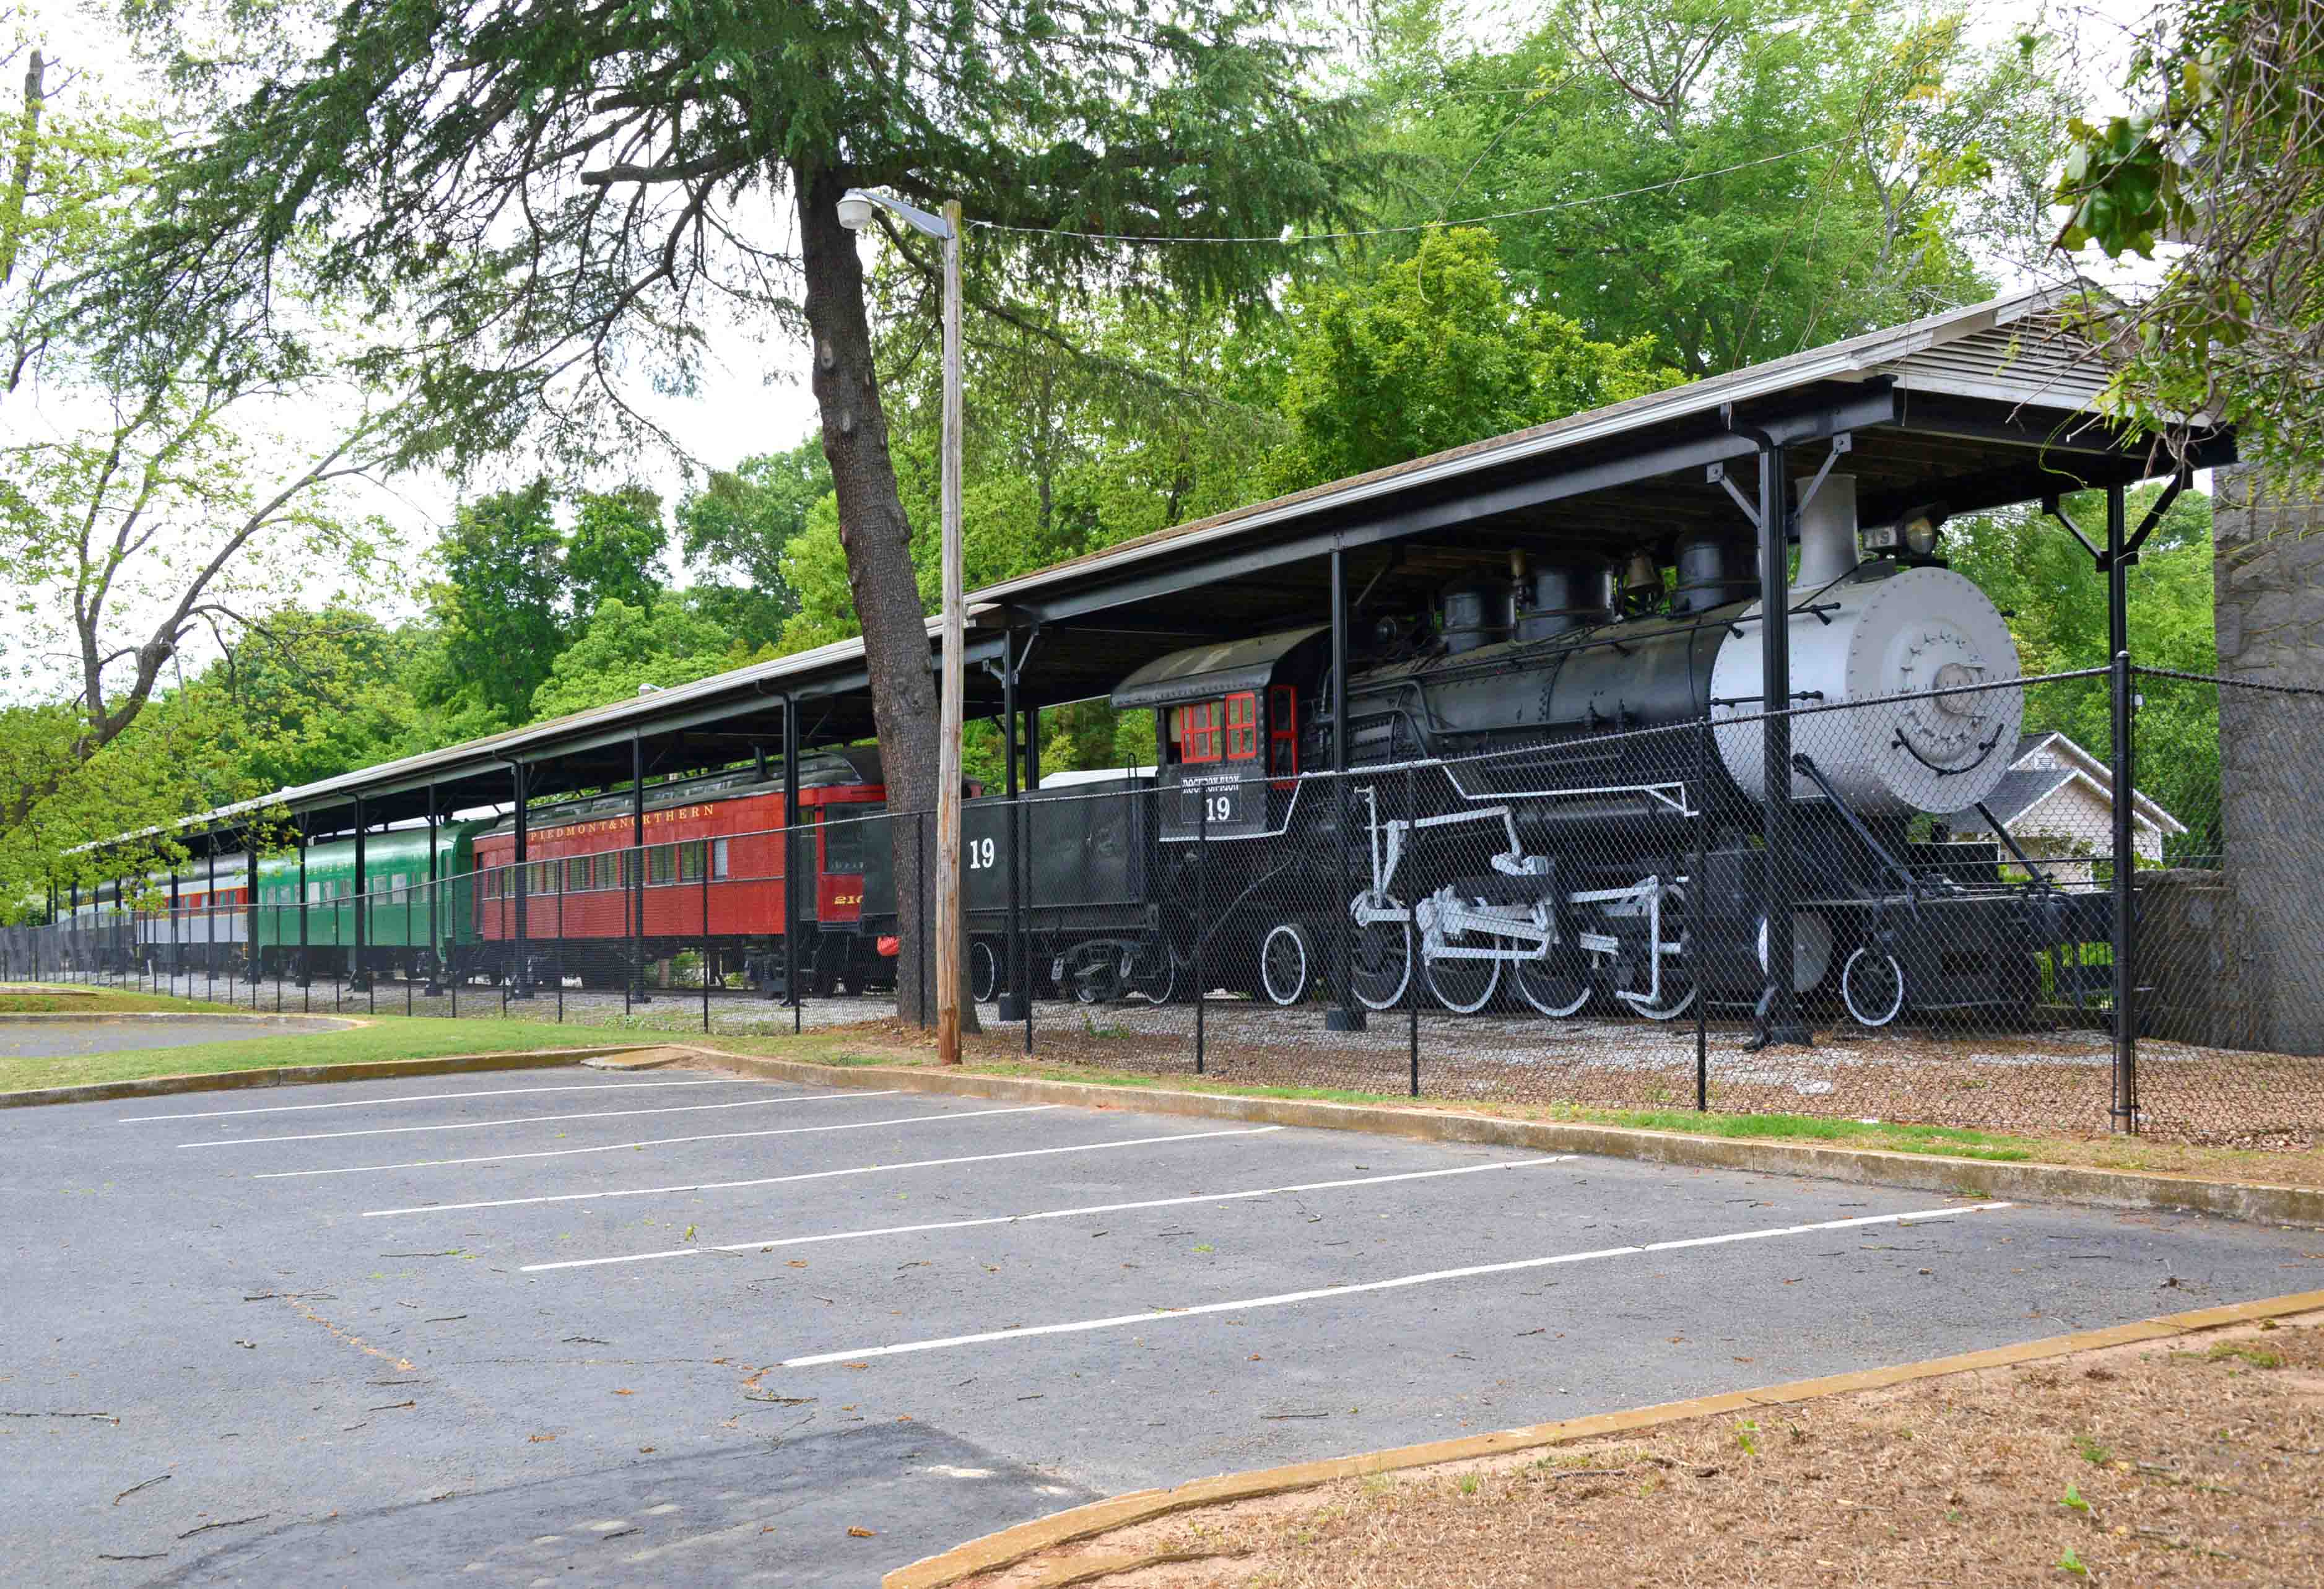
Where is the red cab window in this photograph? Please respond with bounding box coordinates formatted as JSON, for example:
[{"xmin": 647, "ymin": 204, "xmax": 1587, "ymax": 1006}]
[
  {"xmin": 1269, "ymin": 686, "xmax": 1299, "ymax": 780},
  {"xmin": 1177, "ymin": 700, "xmax": 1223, "ymax": 764},
  {"xmin": 1225, "ymin": 692, "xmax": 1258, "ymax": 760}
]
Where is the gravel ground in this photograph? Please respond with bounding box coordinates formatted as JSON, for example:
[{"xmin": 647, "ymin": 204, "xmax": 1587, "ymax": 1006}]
[
  {"xmin": 959, "ymin": 1311, "xmax": 2324, "ymax": 1588},
  {"xmin": 85, "ymin": 971, "xmax": 2324, "ymax": 1149}
]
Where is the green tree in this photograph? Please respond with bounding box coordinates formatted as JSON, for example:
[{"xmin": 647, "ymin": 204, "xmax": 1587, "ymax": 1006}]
[
  {"xmin": 565, "ymin": 485, "xmax": 667, "ymax": 617},
  {"xmin": 1360, "ymin": 0, "xmax": 2070, "ymax": 373},
  {"xmin": 675, "ymin": 443, "xmax": 820, "ymax": 650},
  {"xmin": 190, "ymin": 606, "xmax": 429, "ymax": 794},
  {"xmin": 677, "ymin": 442, "xmax": 824, "ymax": 588},
  {"xmin": 530, "ymin": 598, "xmax": 738, "ymax": 721},
  {"xmin": 425, "ymin": 480, "xmax": 564, "ymax": 726},
  {"xmin": 1274, "ymin": 227, "xmax": 1681, "ymax": 485},
  {"xmin": 111, "ymin": 0, "xmax": 1379, "ymax": 1025},
  {"xmin": 0, "ymin": 56, "xmax": 403, "ymax": 840}
]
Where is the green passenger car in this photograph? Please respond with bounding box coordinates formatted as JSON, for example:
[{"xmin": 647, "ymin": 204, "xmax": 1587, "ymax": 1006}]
[{"xmin": 253, "ymin": 819, "xmax": 497, "ymax": 979}]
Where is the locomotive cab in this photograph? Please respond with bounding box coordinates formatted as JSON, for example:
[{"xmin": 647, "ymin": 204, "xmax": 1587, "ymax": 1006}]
[{"xmin": 1112, "ymin": 627, "xmax": 1328, "ymax": 842}]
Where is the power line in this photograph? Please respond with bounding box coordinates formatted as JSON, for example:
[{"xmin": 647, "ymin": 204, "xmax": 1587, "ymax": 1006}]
[{"xmin": 967, "ymin": 140, "xmax": 1843, "ymax": 248}]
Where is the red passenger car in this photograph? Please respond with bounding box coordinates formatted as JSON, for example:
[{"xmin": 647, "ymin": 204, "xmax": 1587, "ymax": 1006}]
[{"xmin": 471, "ymin": 750, "xmax": 890, "ymax": 997}]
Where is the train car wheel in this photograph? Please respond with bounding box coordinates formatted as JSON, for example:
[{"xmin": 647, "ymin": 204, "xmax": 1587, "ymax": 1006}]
[
  {"xmin": 970, "ymin": 939, "xmax": 1001, "ymax": 1004},
  {"xmin": 1350, "ymin": 898, "xmax": 1411, "ymax": 1011},
  {"xmin": 1424, "ymin": 952, "xmax": 1500, "ymax": 1014},
  {"xmin": 1258, "ymin": 923, "xmax": 1316, "ymax": 1007},
  {"xmin": 1840, "ymin": 947, "xmax": 1906, "ymax": 1026},
  {"xmin": 1125, "ymin": 950, "xmax": 1177, "ymax": 1006},
  {"xmin": 1513, "ymin": 954, "xmax": 1592, "ymax": 1017}
]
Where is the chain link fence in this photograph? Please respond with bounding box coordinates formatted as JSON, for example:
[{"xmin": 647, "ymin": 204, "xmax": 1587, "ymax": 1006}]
[{"xmin": 9, "ymin": 667, "xmax": 2319, "ymax": 1148}]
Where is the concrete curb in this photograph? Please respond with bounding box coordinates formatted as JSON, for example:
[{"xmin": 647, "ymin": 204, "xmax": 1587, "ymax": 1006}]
[
  {"xmin": 884, "ymin": 1289, "xmax": 2324, "ymax": 1589},
  {"xmin": 0, "ymin": 1045, "xmax": 690, "ymax": 1110},
  {"xmin": 668, "ymin": 1049, "xmax": 2324, "ymax": 1229}
]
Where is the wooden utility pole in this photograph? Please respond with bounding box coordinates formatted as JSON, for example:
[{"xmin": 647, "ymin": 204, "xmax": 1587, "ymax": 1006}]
[{"xmin": 936, "ymin": 196, "xmax": 965, "ymax": 1064}]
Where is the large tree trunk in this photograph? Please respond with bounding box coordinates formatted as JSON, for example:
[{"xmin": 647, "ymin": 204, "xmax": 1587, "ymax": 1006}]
[{"xmin": 793, "ymin": 163, "xmax": 978, "ymax": 1033}]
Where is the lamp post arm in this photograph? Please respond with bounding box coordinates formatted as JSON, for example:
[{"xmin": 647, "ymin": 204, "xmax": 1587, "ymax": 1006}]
[{"xmin": 843, "ymin": 186, "xmax": 954, "ymax": 241}]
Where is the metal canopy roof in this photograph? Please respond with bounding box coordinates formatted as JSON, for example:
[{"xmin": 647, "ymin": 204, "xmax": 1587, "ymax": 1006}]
[{"xmin": 157, "ymin": 284, "xmax": 2230, "ymax": 855}]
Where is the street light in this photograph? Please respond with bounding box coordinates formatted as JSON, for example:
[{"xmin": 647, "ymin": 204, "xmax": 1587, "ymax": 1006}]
[{"xmin": 838, "ymin": 186, "xmax": 968, "ymax": 1064}]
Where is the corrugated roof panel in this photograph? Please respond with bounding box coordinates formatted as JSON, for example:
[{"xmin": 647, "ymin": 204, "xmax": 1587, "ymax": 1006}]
[{"xmin": 1876, "ymin": 314, "xmax": 2112, "ymax": 409}]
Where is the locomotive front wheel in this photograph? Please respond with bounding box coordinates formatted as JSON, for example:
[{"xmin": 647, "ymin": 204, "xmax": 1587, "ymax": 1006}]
[
  {"xmin": 970, "ymin": 939, "xmax": 1002, "ymax": 1004},
  {"xmin": 1840, "ymin": 947, "xmax": 1907, "ymax": 1027},
  {"xmin": 1513, "ymin": 953, "xmax": 1593, "ymax": 1018},
  {"xmin": 1350, "ymin": 895, "xmax": 1412, "ymax": 1011},
  {"xmin": 1424, "ymin": 952, "xmax": 1500, "ymax": 1014},
  {"xmin": 1258, "ymin": 923, "xmax": 1317, "ymax": 1007}
]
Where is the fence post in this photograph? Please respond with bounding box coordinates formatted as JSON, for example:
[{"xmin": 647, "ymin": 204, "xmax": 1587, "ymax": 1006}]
[
  {"xmin": 1407, "ymin": 762, "xmax": 1419, "ymax": 1098},
  {"xmin": 556, "ymin": 874, "xmax": 565, "ymax": 1024},
  {"xmin": 917, "ymin": 812, "xmax": 929, "ymax": 1031},
  {"xmin": 701, "ymin": 845, "xmax": 712, "ymax": 1035},
  {"xmin": 1695, "ymin": 715, "xmax": 1712, "ymax": 1112},
  {"xmin": 2110, "ymin": 648, "xmax": 2141, "ymax": 1132},
  {"xmin": 1023, "ymin": 703, "xmax": 1040, "ymax": 1055},
  {"xmin": 1195, "ymin": 795, "xmax": 1206, "ymax": 1075}
]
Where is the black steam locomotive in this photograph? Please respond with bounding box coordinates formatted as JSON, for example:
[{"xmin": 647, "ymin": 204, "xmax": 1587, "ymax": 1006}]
[{"xmin": 868, "ymin": 477, "xmax": 2106, "ymax": 1028}]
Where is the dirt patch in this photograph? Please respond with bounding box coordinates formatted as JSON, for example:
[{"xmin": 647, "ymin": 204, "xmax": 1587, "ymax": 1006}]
[
  {"xmin": 959, "ymin": 1315, "xmax": 2324, "ymax": 1588},
  {"xmin": 777, "ymin": 997, "xmax": 2324, "ymax": 1152},
  {"xmin": 713, "ymin": 1030, "xmax": 2324, "ymax": 1191}
]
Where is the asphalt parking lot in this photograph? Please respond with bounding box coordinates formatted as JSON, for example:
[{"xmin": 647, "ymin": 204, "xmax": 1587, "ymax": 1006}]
[{"xmin": 4, "ymin": 1065, "xmax": 2320, "ymax": 1588}]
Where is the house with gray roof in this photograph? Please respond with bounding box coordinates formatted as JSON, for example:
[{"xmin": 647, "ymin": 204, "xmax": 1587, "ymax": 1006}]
[{"xmin": 1948, "ymin": 731, "xmax": 2187, "ymax": 871}]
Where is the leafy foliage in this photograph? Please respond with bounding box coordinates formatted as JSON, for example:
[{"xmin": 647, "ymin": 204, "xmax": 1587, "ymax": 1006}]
[
  {"xmin": 1361, "ymin": 0, "xmax": 2072, "ymax": 373},
  {"xmin": 424, "ymin": 480, "xmax": 567, "ymax": 726},
  {"xmin": 2050, "ymin": 0, "xmax": 2324, "ymax": 463},
  {"xmin": 1273, "ymin": 227, "xmax": 1680, "ymax": 484},
  {"xmin": 1946, "ymin": 482, "xmax": 2222, "ymax": 855},
  {"xmin": 529, "ymin": 597, "xmax": 752, "ymax": 721}
]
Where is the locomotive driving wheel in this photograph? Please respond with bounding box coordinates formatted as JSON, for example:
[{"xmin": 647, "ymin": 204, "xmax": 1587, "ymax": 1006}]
[
  {"xmin": 970, "ymin": 939, "xmax": 1003, "ymax": 1004},
  {"xmin": 1513, "ymin": 949, "xmax": 1593, "ymax": 1018},
  {"xmin": 1349, "ymin": 892, "xmax": 1412, "ymax": 1011},
  {"xmin": 1416, "ymin": 890, "xmax": 1501, "ymax": 1013}
]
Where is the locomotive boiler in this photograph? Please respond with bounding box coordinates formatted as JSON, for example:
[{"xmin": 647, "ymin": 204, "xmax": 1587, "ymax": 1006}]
[{"xmin": 1107, "ymin": 474, "xmax": 2069, "ymax": 1027}]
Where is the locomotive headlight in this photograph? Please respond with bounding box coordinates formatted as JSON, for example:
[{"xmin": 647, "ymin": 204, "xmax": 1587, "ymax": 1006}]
[{"xmin": 1899, "ymin": 503, "xmax": 1947, "ymax": 557}]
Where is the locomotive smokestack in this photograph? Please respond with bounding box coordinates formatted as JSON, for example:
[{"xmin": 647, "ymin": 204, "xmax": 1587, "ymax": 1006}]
[{"xmin": 1795, "ymin": 473, "xmax": 1859, "ymax": 591}]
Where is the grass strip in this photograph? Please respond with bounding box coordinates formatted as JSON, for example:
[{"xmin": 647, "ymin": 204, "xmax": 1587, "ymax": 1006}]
[{"xmin": 0, "ymin": 1014, "xmax": 632, "ymax": 1093}]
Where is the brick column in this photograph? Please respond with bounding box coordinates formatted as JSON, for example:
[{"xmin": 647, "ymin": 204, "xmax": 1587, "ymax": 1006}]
[{"xmin": 2213, "ymin": 461, "xmax": 2324, "ymax": 1055}]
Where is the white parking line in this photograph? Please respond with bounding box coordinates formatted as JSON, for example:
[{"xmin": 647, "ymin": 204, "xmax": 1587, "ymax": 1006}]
[
  {"xmin": 120, "ymin": 1079, "xmax": 751, "ymax": 1122},
  {"xmin": 778, "ymin": 1203, "xmax": 2016, "ymax": 1368},
  {"xmin": 361, "ymin": 1126, "xmax": 1287, "ymax": 1217},
  {"xmin": 520, "ymin": 1156, "xmax": 1575, "ymax": 1272},
  {"xmin": 251, "ymin": 1104, "xmax": 1064, "ymax": 1180},
  {"xmin": 177, "ymin": 1091, "xmax": 884, "ymax": 1149}
]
